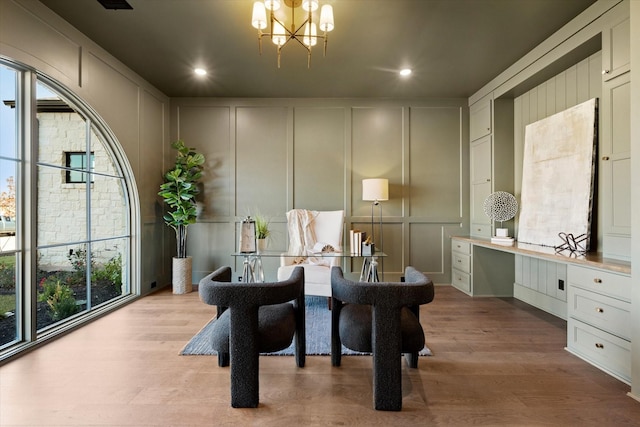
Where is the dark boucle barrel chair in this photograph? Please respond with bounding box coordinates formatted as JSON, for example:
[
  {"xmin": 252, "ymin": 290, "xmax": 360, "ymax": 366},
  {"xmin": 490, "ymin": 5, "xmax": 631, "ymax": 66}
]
[
  {"xmin": 198, "ymin": 266, "xmax": 305, "ymax": 408},
  {"xmin": 330, "ymin": 266, "xmax": 434, "ymax": 411}
]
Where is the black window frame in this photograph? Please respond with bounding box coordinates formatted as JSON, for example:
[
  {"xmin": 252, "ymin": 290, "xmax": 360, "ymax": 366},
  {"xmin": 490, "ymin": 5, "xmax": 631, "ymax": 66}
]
[{"xmin": 65, "ymin": 151, "xmax": 95, "ymax": 183}]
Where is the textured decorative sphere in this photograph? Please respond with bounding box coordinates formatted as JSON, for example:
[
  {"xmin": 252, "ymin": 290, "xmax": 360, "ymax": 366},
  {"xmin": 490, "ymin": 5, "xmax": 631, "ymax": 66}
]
[{"xmin": 483, "ymin": 191, "xmax": 518, "ymax": 222}]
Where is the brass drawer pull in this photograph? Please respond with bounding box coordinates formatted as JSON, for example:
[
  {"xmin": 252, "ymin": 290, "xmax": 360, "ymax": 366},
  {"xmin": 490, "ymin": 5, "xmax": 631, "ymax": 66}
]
[
  {"xmin": 593, "ymin": 278, "xmax": 602, "ymax": 284},
  {"xmin": 595, "ymin": 307, "xmax": 604, "ymax": 313},
  {"xmin": 595, "ymin": 343, "xmax": 604, "ymax": 349},
  {"xmin": 602, "ymin": 156, "xmax": 610, "ymax": 161}
]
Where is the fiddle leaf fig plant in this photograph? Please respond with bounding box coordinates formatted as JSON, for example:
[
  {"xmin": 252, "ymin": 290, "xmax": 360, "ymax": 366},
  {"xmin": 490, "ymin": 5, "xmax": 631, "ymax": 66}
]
[{"xmin": 158, "ymin": 140, "xmax": 205, "ymax": 258}]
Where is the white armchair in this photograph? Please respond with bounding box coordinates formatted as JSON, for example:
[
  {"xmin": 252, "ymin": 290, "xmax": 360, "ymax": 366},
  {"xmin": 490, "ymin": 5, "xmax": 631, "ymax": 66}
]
[{"xmin": 277, "ymin": 209, "xmax": 344, "ymax": 297}]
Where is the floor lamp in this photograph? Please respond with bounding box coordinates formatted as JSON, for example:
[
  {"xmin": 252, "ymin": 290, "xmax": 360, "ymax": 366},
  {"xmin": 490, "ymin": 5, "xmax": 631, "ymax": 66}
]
[{"xmin": 362, "ymin": 178, "xmax": 388, "ymax": 281}]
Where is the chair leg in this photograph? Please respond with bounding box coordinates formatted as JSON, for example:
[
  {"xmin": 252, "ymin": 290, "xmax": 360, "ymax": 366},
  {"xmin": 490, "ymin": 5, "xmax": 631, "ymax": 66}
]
[
  {"xmin": 373, "ymin": 307, "xmax": 402, "ymax": 411},
  {"xmin": 229, "ymin": 309, "xmax": 260, "ymax": 408},
  {"xmin": 294, "ymin": 292, "xmax": 306, "ymax": 368},
  {"xmin": 331, "ymin": 299, "xmax": 342, "ymax": 366},
  {"xmin": 218, "ymin": 352, "xmax": 230, "ymax": 367},
  {"xmin": 373, "ymin": 349, "xmax": 402, "ymax": 411},
  {"xmin": 230, "ymin": 352, "xmax": 259, "ymax": 408},
  {"xmin": 404, "ymin": 351, "xmax": 418, "ymax": 369}
]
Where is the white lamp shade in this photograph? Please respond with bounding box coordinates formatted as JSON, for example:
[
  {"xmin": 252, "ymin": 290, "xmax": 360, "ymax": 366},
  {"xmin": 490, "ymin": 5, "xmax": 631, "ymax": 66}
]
[
  {"xmin": 272, "ymin": 22, "xmax": 286, "ymax": 46},
  {"xmin": 264, "ymin": 0, "xmax": 280, "ymax": 11},
  {"xmin": 251, "ymin": 2, "xmax": 267, "ymax": 30},
  {"xmin": 319, "ymin": 4, "xmax": 334, "ymax": 32},
  {"xmin": 302, "ymin": 0, "xmax": 319, "ymax": 12},
  {"xmin": 303, "ymin": 22, "xmax": 318, "ymax": 46},
  {"xmin": 362, "ymin": 178, "xmax": 389, "ymax": 202}
]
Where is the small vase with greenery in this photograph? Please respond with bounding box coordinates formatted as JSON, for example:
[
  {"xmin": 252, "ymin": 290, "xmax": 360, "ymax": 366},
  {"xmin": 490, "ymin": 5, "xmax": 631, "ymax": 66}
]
[
  {"xmin": 254, "ymin": 213, "xmax": 271, "ymax": 253},
  {"xmin": 158, "ymin": 140, "xmax": 205, "ymax": 258}
]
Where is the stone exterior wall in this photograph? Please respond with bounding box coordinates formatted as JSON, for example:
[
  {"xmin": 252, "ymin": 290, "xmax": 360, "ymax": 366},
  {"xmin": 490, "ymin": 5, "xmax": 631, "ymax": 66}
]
[{"xmin": 37, "ymin": 111, "xmax": 126, "ymax": 271}]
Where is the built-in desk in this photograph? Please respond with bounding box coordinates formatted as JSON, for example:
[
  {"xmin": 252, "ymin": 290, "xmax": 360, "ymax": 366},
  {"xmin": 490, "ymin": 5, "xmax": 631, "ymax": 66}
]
[
  {"xmin": 453, "ymin": 236, "xmax": 631, "ymax": 274},
  {"xmin": 451, "ymin": 236, "xmax": 632, "ymax": 385}
]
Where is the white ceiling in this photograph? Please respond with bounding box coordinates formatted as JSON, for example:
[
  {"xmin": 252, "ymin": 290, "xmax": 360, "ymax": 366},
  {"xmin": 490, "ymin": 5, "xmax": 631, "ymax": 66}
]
[{"xmin": 39, "ymin": 0, "xmax": 598, "ymax": 98}]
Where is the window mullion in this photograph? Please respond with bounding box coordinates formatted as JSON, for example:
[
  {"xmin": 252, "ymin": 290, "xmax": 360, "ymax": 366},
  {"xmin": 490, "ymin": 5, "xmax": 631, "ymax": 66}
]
[
  {"xmin": 85, "ymin": 119, "xmax": 92, "ymax": 310},
  {"xmin": 24, "ymin": 69, "xmax": 38, "ymax": 343}
]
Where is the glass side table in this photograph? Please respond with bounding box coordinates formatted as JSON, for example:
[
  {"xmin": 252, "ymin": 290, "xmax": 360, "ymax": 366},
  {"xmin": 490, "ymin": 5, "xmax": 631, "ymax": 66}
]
[
  {"xmin": 231, "ymin": 251, "xmax": 387, "ymax": 283},
  {"xmin": 360, "ymin": 254, "xmax": 381, "ymax": 282},
  {"xmin": 234, "ymin": 253, "xmax": 265, "ymax": 283}
]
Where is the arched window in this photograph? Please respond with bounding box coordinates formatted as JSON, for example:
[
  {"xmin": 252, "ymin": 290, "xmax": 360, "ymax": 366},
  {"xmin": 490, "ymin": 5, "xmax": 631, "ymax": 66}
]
[{"xmin": 0, "ymin": 60, "xmax": 136, "ymax": 357}]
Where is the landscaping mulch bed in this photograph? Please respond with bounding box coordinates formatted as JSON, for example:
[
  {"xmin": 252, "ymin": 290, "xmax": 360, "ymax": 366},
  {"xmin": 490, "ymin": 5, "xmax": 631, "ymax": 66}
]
[{"xmin": 0, "ymin": 281, "xmax": 121, "ymax": 346}]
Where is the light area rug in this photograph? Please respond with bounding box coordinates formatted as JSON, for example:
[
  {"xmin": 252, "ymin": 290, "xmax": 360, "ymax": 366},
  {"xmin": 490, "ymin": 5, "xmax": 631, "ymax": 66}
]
[{"xmin": 180, "ymin": 296, "xmax": 432, "ymax": 357}]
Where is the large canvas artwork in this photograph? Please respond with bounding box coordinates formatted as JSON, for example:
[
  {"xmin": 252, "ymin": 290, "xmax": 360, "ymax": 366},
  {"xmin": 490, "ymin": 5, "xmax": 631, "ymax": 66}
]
[{"xmin": 518, "ymin": 98, "xmax": 598, "ymax": 249}]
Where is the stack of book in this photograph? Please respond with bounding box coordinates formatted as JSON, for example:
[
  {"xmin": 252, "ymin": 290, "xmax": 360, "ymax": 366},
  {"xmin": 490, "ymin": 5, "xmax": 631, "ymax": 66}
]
[
  {"xmin": 491, "ymin": 236, "xmax": 515, "ymax": 246},
  {"xmin": 349, "ymin": 230, "xmax": 367, "ymax": 255}
]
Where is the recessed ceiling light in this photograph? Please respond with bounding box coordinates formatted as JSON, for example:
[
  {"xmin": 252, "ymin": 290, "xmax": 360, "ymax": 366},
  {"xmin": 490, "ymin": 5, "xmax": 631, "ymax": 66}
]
[
  {"xmin": 194, "ymin": 68, "xmax": 207, "ymax": 76},
  {"xmin": 400, "ymin": 68, "xmax": 412, "ymax": 77}
]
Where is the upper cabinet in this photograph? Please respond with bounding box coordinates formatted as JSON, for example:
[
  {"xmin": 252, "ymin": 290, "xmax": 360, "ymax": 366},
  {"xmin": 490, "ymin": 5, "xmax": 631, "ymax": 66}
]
[
  {"xmin": 600, "ymin": 0, "xmax": 631, "ymax": 260},
  {"xmin": 601, "ymin": 71, "xmax": 631, "ymax": 260},
  {"xmin": 470, "ymin": 94, "xmax": 492, "ymax": 141},
  {"xmin": 601, "ymin": 4, "xmax": 629, "ymax": 81},
  {"xmin": 469, "ymin": 95, "xmax": 514, "ymax": 238},
  {"xmin": 470, "ymin": 135, "xmax": 492, "ymax": 237}
]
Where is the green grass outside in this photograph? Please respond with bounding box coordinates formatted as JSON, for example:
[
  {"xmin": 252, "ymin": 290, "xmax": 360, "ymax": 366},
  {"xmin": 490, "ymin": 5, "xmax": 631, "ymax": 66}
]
[
  {"xmin": 0, "ymin": 254, "xmax": 17, "ymax": 315},
  {"xmin": 0, "ymin": 254, "xmax": 16, "ymax": 267},
  {"xmin": 0, "ymin": 294, "xmax": 16, "ymax": 315}
]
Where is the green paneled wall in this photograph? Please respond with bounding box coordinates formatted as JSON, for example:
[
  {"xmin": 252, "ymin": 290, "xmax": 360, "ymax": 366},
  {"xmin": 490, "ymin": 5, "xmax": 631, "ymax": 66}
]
[{"xmin": 172, "ymin": 99, "xmax": 467, "ymax": 284}]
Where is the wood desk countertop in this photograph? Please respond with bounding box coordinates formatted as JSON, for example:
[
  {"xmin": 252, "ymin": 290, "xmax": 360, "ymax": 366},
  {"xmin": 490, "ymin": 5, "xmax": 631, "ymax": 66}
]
[{"xmin": 452, "ymin": 236, "xmax": 631, "ymax": 275}]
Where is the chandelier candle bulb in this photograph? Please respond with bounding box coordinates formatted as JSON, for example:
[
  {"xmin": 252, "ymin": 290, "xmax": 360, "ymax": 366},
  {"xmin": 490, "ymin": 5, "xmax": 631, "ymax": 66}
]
[
  {"xmin": 302, "ymin": 0, "xmax": 319, "ymax": 12},
  {"xmin": 304, "ymin": 22, "xmax": 318, "ymax": 46},
  {"xmin": 251, "ymin": 0, "xmax": 334, "ymax": 67},
  {"xmin": 264, "ymin": 0, "xmax": 281, "ymax": 10},
  {"xmin": 252, "ymin": 2, "xmax": 267, "ymax": 29},
  {"xmin": 319, "ymin": 5, "xmax": 334, "ymax": 31},
  {"xmin": 272, "ymin": 22, "xmax": 286, "ymax": 46}
]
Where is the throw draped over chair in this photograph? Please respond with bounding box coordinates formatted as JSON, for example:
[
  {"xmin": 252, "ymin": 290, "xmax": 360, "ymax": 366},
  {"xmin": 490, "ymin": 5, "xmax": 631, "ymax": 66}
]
[
  {"xmin": 198, "ymin": 266, "xmax": 305, "ymax": 408},
  {"xmin": 277, "ymin": 209, "xmax": 344, "ymax": 298},
  {"xmin": 330, "ymin": 266, "xmax": 434, "ymax": 411}
]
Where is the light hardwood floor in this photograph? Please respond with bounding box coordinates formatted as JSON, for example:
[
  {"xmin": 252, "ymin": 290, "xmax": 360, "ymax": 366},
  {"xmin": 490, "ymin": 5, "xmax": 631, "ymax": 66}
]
[{"xmin": 1, "ymin": 285, "xmax": 639, "ymax": 426}]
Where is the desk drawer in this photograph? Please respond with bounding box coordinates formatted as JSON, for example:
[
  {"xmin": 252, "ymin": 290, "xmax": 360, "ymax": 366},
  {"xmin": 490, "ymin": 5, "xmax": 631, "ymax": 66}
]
[
  {"xmin": 452, "ymin": 239, "xmax": 471, "ymax": 255},
  {"xmin": 452, "ymin": 268, "xmax": 471, "ymax": 293},
  {"xmin": 471, "ymin": 223, "xmax": 491, "ymax": 238},
  {"xmin": 567, "ymin": 265, "xmax": 631, "ymax": 302},
  {"xmin": 567, "ymin": 318, "xmax": 630, "ymax": 382},
  {"xmin": 452, "ymin": 252, "xmax": 470, "ymax": 273},
  {"xmin": 569, "ymin": 286, "xmax": 631, "ymax": 340}
]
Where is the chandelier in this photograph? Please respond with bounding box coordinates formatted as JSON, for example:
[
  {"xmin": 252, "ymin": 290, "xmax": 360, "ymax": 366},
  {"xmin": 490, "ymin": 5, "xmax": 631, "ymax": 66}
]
[{"xmin": 251, "ymin": 0, "xmax": 335, "ymax": 68}]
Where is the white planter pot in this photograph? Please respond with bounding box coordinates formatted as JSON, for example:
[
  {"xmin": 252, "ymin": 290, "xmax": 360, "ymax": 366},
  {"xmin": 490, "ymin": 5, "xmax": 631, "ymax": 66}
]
[
  {"xmin": 257, "ymin": 238, "xmax": 268, "ymax": 254},
  {"xmin": 172, "ymin": 256, "xmax": 193, "ymax": 294}
]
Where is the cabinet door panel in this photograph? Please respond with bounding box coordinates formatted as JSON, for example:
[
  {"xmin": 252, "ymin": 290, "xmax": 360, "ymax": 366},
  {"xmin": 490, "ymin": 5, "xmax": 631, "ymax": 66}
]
[
  {"xmin": 611, "ymin": 157, "xmax": 630, "ymax": 231},
  {"xmin": 602, "ymin": 74, "xmax": 631, "ymax": 241},
  {"xmin": 471, "ymin": 181, "xmax": 491, "ymax": 225},
  {"xmin": 602, "ymin": 14, "xmax": 630, "ymax": 81},
  {"xmin": 471, "ymin": 136, "xmax": 492, "ymax": 184},
  {"xmin": 610, "ymin": 79, "xmax": 630, "ymax": 155},
  {"xmin": 470, "ymin": 96, "xmax": 491, "ymax": 141}
]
